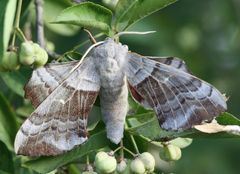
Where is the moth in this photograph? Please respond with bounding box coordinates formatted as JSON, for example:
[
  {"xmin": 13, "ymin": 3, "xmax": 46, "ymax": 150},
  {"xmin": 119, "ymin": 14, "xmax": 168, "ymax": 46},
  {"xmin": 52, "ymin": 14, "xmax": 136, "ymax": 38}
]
[{"xmin": 14, "ymin": 38, "xmax": 227, "ymax": 156}]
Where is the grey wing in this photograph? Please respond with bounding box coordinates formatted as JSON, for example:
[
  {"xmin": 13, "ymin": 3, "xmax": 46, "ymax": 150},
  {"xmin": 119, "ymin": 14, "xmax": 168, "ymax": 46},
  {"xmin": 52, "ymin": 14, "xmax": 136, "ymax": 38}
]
[
  {"xmin": 24, "ymin": 61, "xmax": 79, "ymax": 108},
  {"xmin": 14, "ymin": 57, "xmax": 100, "ymax": 156},
  {"xmin": 146, "ymin": 56, "xmax": 191, "ymax": 74},
  {"xmin": 126, "ymin": 53, "xmax": 227, "ymax": 131}
]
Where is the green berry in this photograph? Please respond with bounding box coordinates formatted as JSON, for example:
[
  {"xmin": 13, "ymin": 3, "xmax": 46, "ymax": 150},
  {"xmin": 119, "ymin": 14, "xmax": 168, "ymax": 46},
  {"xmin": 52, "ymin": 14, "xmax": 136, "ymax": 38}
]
[
  {"xmin": 95, "ymin": 151, "xmax": 109, "ymax": 162},
  {"xmin": 33, "ymin": 43, "xmax": 48, "ymax": 67},
  {"xmin": 32, "ymin": 43, "xmax": 41, "ymax": 51},
  {"xmin": 1, "ymin": 51, "xmax": 20, "ymax": 71},
  {"xmin": 19, "ymin": 41, "xmax": 35, "ymax": 65},
  {"xmin": 159, "ymin": 144, "xmax": 182, "ymax": 161},
  {"xmin": 94, "ymin": 152, "xmax": 117, "ymax": 174},
  {"xmin": 139, "ymin": 152, "xmax": 155, "ymax": 172},
  {"xmin": 169, "ymin": 138, "xmax": 193, "ymax": 149},
  {"xmin": 130, "ymin": 158, "xmax": 145, "ymax": 174},
  {"xmin": 116, "ymin": 160, "xmax": 127, "ymax": 173},
  {"xmin": 20, "ymin": 41, "xmax": 35, "ymax": 56},
  {"xmin": 46, "ymin": 41, "xmax": 55, "ymax": 51}
]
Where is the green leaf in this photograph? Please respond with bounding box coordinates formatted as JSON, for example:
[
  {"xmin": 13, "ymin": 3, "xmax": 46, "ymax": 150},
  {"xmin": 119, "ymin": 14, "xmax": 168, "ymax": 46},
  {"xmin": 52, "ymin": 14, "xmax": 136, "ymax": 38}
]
[
  {"xmin": 87, "ymin": 106, "xmax": 101, "ymax": 131},
  {"xmin": 127, "ymin": 113, "xmax": 176, "ymax": 140},
  {"xmin": 53, "ymin": 2, "xmax": 113, "ymax": 33},
  {"xmin": 169, "ymin": 137, "xmax": 193, "ymax": 149},
  {"xmin": 24, "ymin": 130, "xmax": 109, "ymax": 173},
  {"xmin": 13, "ymin": 157, "xmax": 38, "ymax": 174},
  {"xmin": 128, "ymin": 95, "xmax": 149, "ymax": 115},
  {"xmin": 0, "ymin": 0, "xmax": 17, "ymax": 64},
  {"xmin": 216, "ymin": 112, "xmax": 240, "ymax": 125},
  {"xmin": 0, "ymin": 142, "xmax": 14, "ymax": 174},
  {"xmin": 127, "ymin": 112, "xmax": 240, "ymax": 141},
  {"xmin": 16, "ymin": 103, "xmax": 33, "ymax": 118},
  {"xmin": 0, "ymin": 70, "xmax": 28, "ymax": 97},
  {"xmin": 0, "ymin": 92, "xmax": 18, "ymax": 150},
  {"xmin": 114, "ymin": 0, "xmax": 177, "ymax": 31},
  {"xmin": 0, "ymin": 170, "xmax": 11, "ymax": 174},
  {"xmin": 68, "ymin": 164, "xmax": 81, "ymax": 174}
]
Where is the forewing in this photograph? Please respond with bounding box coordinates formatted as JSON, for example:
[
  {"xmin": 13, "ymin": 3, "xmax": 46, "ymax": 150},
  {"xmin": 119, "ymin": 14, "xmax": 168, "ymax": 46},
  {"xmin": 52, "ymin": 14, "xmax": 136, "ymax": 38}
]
[
  {"xmin": 25, "ymin": 61, "xmax": 79, "ymax": 108},
  {"xmin": 147, "ymin": 56, "xmax": 191, "ymax": 73},
  {"xmin": 14, "ymin": 57, "xmax": 100, "ymax": 156},
  {"xmin": 126, "ymin": 53, "xmax": 227, "ymax": 130}
]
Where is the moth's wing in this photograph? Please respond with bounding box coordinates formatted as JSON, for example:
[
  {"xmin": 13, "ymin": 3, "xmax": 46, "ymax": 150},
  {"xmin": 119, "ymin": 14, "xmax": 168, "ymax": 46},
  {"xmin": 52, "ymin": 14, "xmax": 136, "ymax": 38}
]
[
  {"xmin": 14, "ymin": 57, "xmax": 100, "ymax": 156},
  {"xmin": 127, "ymin": 55, "xmax": 192, "ymax": 109},
  {"xmin": 147, "ymin": 56, "xmax": 191, "ymax": 74},
  {"xmin": 126, "ymin": 53, "xmax": 227, "ymax": 130},
  {"xmin": 24, "ymin": 61, "xmax": 78, "ymax": 108}
]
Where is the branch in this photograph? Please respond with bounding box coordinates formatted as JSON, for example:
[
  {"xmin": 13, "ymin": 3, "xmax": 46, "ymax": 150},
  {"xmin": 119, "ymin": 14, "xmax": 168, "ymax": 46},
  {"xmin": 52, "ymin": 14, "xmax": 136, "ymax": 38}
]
[
  {"xmin": 46, "ymin": 49, "xmax": 61, "ymax": 59},
  {"xmin": 35, "ymin": 0, "xmax": 45, "ymax": 48}
]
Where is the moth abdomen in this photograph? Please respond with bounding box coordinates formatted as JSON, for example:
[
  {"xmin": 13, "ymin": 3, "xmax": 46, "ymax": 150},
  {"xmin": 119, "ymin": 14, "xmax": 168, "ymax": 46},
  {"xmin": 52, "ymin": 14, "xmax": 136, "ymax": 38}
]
[{"xmin": 100, "ymin": 76, "xmax": 129, "ymax": 144}]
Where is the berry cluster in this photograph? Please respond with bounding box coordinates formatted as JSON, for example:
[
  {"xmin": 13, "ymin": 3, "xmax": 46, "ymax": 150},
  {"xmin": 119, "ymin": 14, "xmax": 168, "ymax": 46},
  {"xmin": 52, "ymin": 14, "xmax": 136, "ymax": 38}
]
[
  {"xmin": 0, "ymin": 41, "xmax": 48, "ymax": 71},
  {"xmin": 82, "ymin": 151, "xmax": 155, "ymax": 174},
  {"xmin": 81, "ymin": 138, "xmax": 192, "ymax": 173}
]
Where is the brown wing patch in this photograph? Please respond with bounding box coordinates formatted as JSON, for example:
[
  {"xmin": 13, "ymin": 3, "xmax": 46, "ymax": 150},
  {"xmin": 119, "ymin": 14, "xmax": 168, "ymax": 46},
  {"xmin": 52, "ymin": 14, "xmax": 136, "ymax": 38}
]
[{"xmin": 24, "ymin": 61, "xmax": 78, "ymax": 108}]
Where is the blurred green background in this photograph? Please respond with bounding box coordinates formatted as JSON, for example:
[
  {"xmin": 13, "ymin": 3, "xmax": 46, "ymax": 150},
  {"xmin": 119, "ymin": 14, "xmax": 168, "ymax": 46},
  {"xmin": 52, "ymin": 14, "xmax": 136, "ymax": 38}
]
[{"xmin": 1, "ymin": 0, "xmax": 240, "ymax": 173}]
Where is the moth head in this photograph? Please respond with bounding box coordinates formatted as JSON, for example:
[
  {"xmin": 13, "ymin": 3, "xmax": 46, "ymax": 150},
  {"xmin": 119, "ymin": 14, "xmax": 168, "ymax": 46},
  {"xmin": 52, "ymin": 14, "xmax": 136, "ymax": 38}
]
[{"xmin": 94, "ymin": 38, "xmax": 128, "ymax": 59}]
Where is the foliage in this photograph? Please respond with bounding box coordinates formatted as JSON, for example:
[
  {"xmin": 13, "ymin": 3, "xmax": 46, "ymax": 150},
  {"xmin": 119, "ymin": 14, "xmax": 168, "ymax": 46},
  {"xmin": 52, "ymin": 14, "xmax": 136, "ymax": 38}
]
[
  {"xmin": 0, "ymin": 0, "xmax": 240, "ymax": 173},
  {"xmin": 0, "ymin": 0, "xmax": 17, "ymax": 60},
  {"xmin": 53, "ymin": 2, "xmax": 113, "ymax": 34}
]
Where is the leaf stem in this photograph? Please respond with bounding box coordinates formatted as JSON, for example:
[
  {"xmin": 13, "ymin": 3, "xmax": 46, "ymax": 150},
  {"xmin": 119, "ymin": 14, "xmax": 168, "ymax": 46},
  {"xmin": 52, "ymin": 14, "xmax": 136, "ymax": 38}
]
[
  {"xmin": 113, "ymin": 146, "xmax": 122, "ymax": 154},
  {"xmin": 120, "ymin": 140, "xmax": 124, "ymax": 160},
  {"xmin": 113, "ymin": 140, "xmax": 136, "ymax": 158},
  {"xmin": 15, "ymin": 28, "xmax": 28, "ymax": 42},
  {"xmin": 72, "ymin": 33, "xmax": 104, "ymax": 51},
  {"xmin": 123, "ymin": 147, "xmax": 136, "ymax": 157},
  {"xmin": 11, "ymin": 0, "xmax": 23, "ymax": 48},
  {"xmin": 130, "ymin": 134, "xmax": 140, "ymax": 154},
  {"xmin": 86, "ymin": 155, "xmax": 89, "ymax": 165},
  {"xmin": 125, "ymin": 123, "xmax": 140, "ymax": 154}
]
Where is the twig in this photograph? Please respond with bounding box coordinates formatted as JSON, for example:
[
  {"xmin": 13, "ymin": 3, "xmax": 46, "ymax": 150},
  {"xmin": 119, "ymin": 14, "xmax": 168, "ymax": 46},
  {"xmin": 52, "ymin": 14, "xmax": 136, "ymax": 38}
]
[
  {"xmin": 23, "ymin": 21, "xmax": 32, "ymax": 41},
  {"xmin": 35, "ymin": 0, "xmax": 45, "ymax": 48},
  {"xmin": 11, "ymin": 0, "xmax": 23, "ymax": 48},
  {"xmin": 35, "ymin": 0, "xmax": 60, "ymax": 59},
  {"xmin": 72, "ymin": 32, "xmax": 104, "ymax": 51},
  {"xmin": 84, "ymin": 29, "xmax": 97, "ymax": 44},
  {"xmin": 46, "ymin": 49, "xmax": 61, "ymax": 59},
  {"xmin": 120, "ymin": 140, "xmax": 124, "ymax": 161}
]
